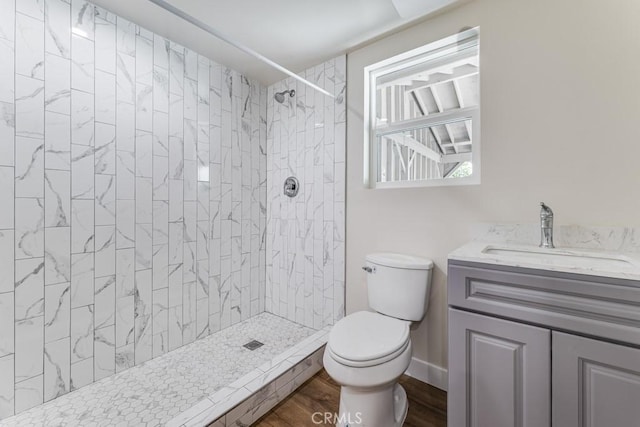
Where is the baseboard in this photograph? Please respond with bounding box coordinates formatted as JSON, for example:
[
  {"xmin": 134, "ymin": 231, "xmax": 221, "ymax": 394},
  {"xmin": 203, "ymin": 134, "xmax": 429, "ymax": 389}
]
[{"xmin": 405, "ymin": 357, "xmax": 448, "ymax": 391}]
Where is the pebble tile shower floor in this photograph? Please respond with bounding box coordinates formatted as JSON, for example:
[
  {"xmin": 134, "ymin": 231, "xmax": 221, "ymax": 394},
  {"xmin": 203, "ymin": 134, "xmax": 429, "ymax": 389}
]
[{"xmin": 0, "ymin": 313, "xmax": 316, "ymax": 426}]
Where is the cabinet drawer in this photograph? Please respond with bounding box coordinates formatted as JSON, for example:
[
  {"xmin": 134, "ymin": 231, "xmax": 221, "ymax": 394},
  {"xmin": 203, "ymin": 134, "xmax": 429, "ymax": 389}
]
[{"xmin": 448, "ymin": 261, "xmax": 640, "ymax": 346}]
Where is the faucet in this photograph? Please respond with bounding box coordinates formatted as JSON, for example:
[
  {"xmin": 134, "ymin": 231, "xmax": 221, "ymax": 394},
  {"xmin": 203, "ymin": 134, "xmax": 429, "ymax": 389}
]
[{"xmin": 539, "ymin": 202, "xmax": 554, "ymax": 248}]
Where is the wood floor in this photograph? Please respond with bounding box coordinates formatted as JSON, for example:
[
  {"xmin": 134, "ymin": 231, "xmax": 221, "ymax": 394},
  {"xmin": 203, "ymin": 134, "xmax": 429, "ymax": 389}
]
[{"xmin": 253, "ymin": 369, "xmax": 447, "ymax": 426}]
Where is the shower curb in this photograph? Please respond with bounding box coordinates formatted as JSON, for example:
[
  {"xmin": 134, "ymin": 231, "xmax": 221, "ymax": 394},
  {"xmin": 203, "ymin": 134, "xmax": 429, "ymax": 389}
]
[{"xmin": 167, "ymin": 326, "xmax": 331, "ymax": 427}]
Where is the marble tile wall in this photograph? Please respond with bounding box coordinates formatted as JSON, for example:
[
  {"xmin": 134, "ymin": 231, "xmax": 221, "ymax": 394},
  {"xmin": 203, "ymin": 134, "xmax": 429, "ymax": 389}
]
[
  {"xmin": 265, "ymin": 56, "xmax": 347, "ymax": 329},
  {"xmin": 0, "ymin": 0, "xmax": 266, "ymax": 419}
]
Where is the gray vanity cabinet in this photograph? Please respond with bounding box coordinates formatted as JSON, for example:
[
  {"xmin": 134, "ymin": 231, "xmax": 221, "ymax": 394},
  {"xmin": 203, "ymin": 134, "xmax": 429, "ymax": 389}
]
[
  {"xmin": 552, "ymin": 332, "xmax": 640, "ymax": 427},
  {"xmin": 448, "ymin": 308, "xmax": 550, "ymax": 427},
  {"xmin": 448, "ymin": 260, "xmax": 640, "ymax": 427}
]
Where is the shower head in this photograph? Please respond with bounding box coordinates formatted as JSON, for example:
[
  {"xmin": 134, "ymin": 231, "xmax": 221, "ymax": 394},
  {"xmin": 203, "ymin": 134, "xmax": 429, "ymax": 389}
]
[{"xmin": 274, "ymin": 89, "xmax": 295, "ymax": 104}]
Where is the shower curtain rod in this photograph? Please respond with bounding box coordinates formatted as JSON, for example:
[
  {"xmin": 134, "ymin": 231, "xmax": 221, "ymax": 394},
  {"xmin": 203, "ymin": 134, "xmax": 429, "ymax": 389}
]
[{"xmin": 147, "ymin": 0, "xmax": 335, "ymax": 98}]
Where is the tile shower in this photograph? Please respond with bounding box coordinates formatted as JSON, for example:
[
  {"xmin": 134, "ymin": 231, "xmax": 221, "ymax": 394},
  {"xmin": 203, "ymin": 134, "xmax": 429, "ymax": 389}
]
[{"xmin": 0, "ymin": 0, "xmax": 346, "ymax": 422}]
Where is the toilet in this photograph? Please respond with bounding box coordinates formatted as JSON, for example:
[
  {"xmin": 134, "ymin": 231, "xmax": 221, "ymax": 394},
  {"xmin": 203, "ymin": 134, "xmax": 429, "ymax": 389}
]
[{"xmin": 323, "ymin": 253, "xmax": 434, "ymax": 427}]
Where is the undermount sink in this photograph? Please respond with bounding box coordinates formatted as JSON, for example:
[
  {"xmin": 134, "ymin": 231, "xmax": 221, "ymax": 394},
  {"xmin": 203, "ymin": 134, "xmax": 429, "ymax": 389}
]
[{"xmin": 481, "ymin": 245, "xmax": 639, "ymax": 269}]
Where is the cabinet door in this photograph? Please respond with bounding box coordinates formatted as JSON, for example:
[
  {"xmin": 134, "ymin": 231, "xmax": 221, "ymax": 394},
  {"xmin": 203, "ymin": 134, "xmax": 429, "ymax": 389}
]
[
  {"xmin": 552, "ymin": 331, "xmax": 640, "ymax": 427},
  {"xmin": 448, "ymin": 308, "xmax": 551, "ymax": 427}
]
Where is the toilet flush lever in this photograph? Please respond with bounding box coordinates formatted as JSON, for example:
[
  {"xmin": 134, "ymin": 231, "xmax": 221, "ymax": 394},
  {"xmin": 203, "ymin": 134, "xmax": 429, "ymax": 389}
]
[{"xmin": 362, "ymin": 266, "xmax": 375, "ymax": 273}]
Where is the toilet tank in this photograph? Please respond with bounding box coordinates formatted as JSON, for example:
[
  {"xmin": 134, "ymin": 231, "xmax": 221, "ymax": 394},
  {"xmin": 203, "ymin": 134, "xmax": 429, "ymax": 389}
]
[{"xmin": 365, "ymin": 253, "xmax": 434, "ymax": 321}]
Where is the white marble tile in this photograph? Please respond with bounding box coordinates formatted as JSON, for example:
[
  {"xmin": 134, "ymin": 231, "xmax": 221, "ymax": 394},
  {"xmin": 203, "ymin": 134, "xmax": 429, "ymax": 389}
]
[
  {"xmin": 136, "ymin": 35, "xmax": 153, "ymax": 85},
  {"xmin": 16, "ymin": 12, "xmax": 45, "ymax": 80},
  {"xmin": 0, "ymin": 102, "xmax": 14, "ymax": 166},
  {"xmin": 70, "ymin": 199, "xmax": 94, "ymax": 253},
  {"xmin": 44, "ymin": 337, "xmax": 70, "ymax": 402},
  {"xmin": 44, "ymin": 282, "xmax": 70, "ymax": 342},
  {"xmin": 44, "ymin": 0, "xmax": 70, "ymax": 58},
  {"xmin": 70, "ymin": 357, "xmax": 93, "ymax": 391},
  {"xmin": 152, "ymin": 288, "xmax": 168, "ymax": 335},
  {"xmin": 0, "ymin": 293, "xmax": 14, "ymax": 357},
  {"xmin": 134, "ymin": 269, "xmax": 152, "ymax": 364},
  {"xmin": 116, "ymin": 199, "xmax": 134, "ymax": 249},
  {"xmin": 15, "ymin": 316, "xmax": 44, "ymax": 382},
  {"xmin": 154, "ymin": 34, "xmax": 169, "ymax": 69},
  {"xmin": 70, "ymin": 305, "xmax": 93, "ymax": 363},
  {"xmin": 71, "ymin": 89, "xmax": 94, "ymax": 146},
  {"xmin": 71, "ymin": 34, "xmax": 94, "ymax": 93},
  {"xmin": 136, "ymin": 83, "xmax": 153, "ymax": 131},
  {"xmin": 116, "ymin": 16, "xmax": 135, "ymax": 56},
  {"xmin": 153, "ymin": 110, "xmax": 169, "ymax": 156},
  {"xmin": 115, "ymin": 296, "xmax": 134, "ymax": 348},
  {"xmin": 115, "ymin": 101, "xmax": 134, "ymax": 151},
  {"xmin": 153, "ymin": 155, "xmax": 169, "ymax": 202},
  {"xmin": 95, "ymin": 71, "xmax": 116, "ymax": 125},
  {"xmin": 71, "ymin": 0, "xmax": 94, "ymax": 40},
  {"xmin": 94, "ymin": 325, "xmax": 115, "ymax": 381},
  {"xmin": 45, "ymin": 53, "xmax": 71, "ymax": 115},
  {"xmin": 95, "ymin": 17, "xmax": 115, "ymax": 74},
  {"xmin": 115, "ymin": 248, "xmax": 135, "ymax": 298},
  {"xmin": 115, "ymin": 150, "xmax": 134, "ymax": 200},
  {"xmin": 15, "ymin": 136, "xmax": 44, "ymax": 198},
  {"xmin": 154, "ymin": 67, "xmax": 169, "ymax": 115},
  {"xmin": 166, "ymin": 303, "xmax": 182, "ymax": 351},
  {"xmin": 44, "ymin": 169, "xmax": 70, "ymax": 227},
  {"xmin": 44, "ymin": 227, "xmax": 71, "ymax": 285},
  {"xmin": 135, "ymin": 223, "xmax": 153, "ymax": 270},
  {"xmin": 15, "ymin": 198, "xmax": 45, "ymax": 259},
  {"xmin": 95, "ymin": 174, "xmax": 116, "ymax": 225},
  {"xmin": 95, "ymin": 122, "xmax": 116, "ymax": 174},
  {"xmin": 115, "ymin": 343, "xmax": 134, "ymax": 373},
  {"xmin": 94, "ymin": 225, "xmax": 115, "ymax": 278},
  {"xmin": 169, "ymin": 47, "xmax": 184, "ymax": 96},
  {"xmin": 70, "ymin": 252, "xmax": 93, "ymax": 308},
  {"xmin": 15, "ymin": 374, "xmax": 43, "ymax": 413},
  {"xmin": 152, "ymin": 244, "xmax": 169, "ymax": 289},
  {"xmin": 116, "ymin": 53, "xmax": 135, "ymax": 104},
  {"xmin": 0, "ymin": 168, "xmax": 14, "ymax": 229},
  {"xmin": 169, "ymin": 179, "xmax": 184, "ymax": 223},
  {"xmin": 0, "ymin": 0, "xmax": 15, "ymax": 41},
  {"xmin": 136, "ymin": 130, "xmax": 153, "ymax": 177},
  {"xmin": 0, "ymin": 354, "xmax": 14, "ymax": 419},
  {"xmin": 44, "ymin": 111, "xmax": 71, "ymax": 170},
  {"xmin": 135, "ymin": 177, "xmax": 153, "ymax": 224},
  {"xmin": 94, "ymin": 275, "xmax": 115, "ymax": 329},
  {"xmin": 16, "ymin": 75, "xmax": 45, "ymax": 139},
  {"xmin": 70, "ymin": 144, "xmax": 94, "ymax": 200}
]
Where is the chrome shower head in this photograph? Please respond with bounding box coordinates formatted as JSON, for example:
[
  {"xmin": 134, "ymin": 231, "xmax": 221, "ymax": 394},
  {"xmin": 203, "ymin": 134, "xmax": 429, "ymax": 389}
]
[{"xmin": 274, "ymin": 89, "xmax": 295, "ymax": 104}]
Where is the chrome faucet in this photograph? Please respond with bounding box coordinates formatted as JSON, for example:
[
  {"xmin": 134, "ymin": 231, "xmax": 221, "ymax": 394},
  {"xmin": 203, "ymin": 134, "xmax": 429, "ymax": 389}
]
[{"xmin": 539, "ymin": 202, "xmax": 554, "ymax": 248}]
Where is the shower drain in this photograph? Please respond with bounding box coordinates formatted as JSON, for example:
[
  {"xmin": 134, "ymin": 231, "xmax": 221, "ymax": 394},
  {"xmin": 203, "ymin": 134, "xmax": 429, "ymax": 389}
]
[{"xmin": 243, "ymin": 340, "xmax": 264, "ymax": 351}]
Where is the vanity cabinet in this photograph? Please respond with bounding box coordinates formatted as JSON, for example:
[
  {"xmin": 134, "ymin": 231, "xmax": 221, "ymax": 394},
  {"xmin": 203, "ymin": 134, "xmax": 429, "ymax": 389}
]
[
  {"xmin": 448, "ymin": 260, "xmax": 640, "ymax": 427},
  {"xmin": 552, "ymin": 332, "xmax": 640, "ymax": 427}
]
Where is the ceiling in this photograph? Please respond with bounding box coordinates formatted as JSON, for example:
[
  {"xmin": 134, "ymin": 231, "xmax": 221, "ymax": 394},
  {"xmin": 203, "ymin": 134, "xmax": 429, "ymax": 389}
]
[{"xmin": 90, "ymin": 0, "xmax": 467, "ymax": 85}]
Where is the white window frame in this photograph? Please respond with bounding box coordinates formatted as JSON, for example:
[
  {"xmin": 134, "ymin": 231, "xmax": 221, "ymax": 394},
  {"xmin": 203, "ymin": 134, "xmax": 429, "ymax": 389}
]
[{"xmin": 364, "ymin": 27, "xmax": 481, "ymax": 189}]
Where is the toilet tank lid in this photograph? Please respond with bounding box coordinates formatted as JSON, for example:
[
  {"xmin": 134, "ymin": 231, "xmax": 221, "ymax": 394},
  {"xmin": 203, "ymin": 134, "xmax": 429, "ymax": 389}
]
[{"xmin": 366, "ymin": 253, "xmax": 434, "ymax": 270}]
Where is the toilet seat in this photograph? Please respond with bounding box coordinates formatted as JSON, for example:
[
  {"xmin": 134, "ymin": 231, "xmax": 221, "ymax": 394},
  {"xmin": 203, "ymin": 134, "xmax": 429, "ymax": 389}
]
[{"xmin": 327, "ymin": 311, "xmax": 410, "ymax": 368}]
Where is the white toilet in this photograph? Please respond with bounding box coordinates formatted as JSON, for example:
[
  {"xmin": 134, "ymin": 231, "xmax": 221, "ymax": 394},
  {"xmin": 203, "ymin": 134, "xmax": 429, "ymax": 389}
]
[{"xmin": 323, "ymin": 253, "xmax": 434, "ymax": 427}]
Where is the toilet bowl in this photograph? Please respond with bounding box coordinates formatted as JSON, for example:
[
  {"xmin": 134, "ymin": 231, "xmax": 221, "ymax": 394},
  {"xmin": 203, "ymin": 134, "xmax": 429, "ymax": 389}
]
[
  {"xmin": 324, "ymin": 311, "xmax": 413, "ymax": 427},
  {"xmin": 323, "ymin": 253, "xmax": 434, "ymax": 427}
]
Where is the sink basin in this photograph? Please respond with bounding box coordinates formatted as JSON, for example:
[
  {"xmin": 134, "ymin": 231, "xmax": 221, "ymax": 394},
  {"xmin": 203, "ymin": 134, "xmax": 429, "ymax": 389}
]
[{"xmin": 481, "ymin": 245, "xmax": 639, "ymax": 270}]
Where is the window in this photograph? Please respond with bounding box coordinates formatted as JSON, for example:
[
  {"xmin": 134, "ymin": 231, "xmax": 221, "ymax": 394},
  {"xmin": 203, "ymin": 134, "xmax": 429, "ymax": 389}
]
[{"xmin": 364, "ymin": 28, "xmax": 480, "ymax": 188}]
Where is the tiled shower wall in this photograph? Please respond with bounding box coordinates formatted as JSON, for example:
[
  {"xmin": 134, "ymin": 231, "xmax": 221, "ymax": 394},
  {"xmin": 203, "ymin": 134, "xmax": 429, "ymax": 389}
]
[
  {"xmin": 0, "ymin": 0, "xmax": 266, "ymax": 419},
  {"xmin": 265, "ymin": 56, "xmax": 346, "ymax": 329}
]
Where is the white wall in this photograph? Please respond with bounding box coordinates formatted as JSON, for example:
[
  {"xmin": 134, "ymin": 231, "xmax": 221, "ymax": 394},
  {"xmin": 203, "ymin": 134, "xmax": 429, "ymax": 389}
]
[{"xmin": 346, "ymin": 0, "xmax": 640, "ymax": 372}]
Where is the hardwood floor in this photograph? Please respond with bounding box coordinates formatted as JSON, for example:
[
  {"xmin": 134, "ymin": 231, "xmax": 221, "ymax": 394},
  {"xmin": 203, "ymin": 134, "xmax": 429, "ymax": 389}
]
[{"xmin": 253, "ymin": 370, "xmax": 447, "ymax": 426}]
